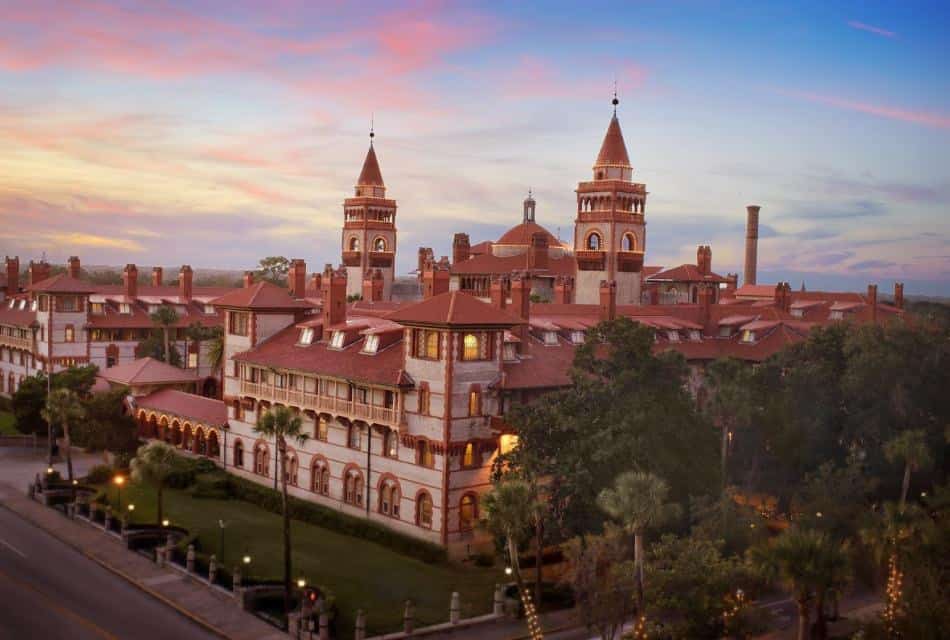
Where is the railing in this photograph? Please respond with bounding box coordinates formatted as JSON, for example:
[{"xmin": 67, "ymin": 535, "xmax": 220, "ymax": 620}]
[
  {"xmin": 240, "ymin": 380, "xmax": 399, "ymax": 426},
  {"xmin": 369, "ymin": 251, "xmax": 394, "ymax": 267},
  {"xmin": 0, "ymin": 333, "xmax": 32, "ymax": 350},
  {"xmin": 342, "ymin": 251, "xmax": 361, "ymax": 266},
  {"xmin": 575, "ymin": 250, "xmax": 606, "ymax": 270}
]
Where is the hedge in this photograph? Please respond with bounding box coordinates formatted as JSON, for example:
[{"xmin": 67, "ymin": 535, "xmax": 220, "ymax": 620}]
[{"xmin": 227, "ymin": 475, "xmax": 447, "ymax": 564}]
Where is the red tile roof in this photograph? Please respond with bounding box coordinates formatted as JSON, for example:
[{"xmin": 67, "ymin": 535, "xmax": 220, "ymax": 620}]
[
  {"xmin": 450, "ymin": 251, "xmax": 576, "ymax": 277},
  {"xmin": 386, "ymin": 291, "xmax": 525, "ymax": 327},
  {"xmin": 135, "ymin": 389, "xmax": 227, "ymax": 427},
  {"xmin": 26, "ymin": 273, "xmax": 96, "ymax": 293},
  {"xmin": 501, "ymin": 337, "xmax": 577, "ymax": 389},
  {"xmin": 496, "ymin": 221, "xmax": 564, "ymax": 247},
  {"xmin": 100, "ymin": 357, "xmax": 198, "ymax": 386},
  {"xmin": 595, "ymin": 114, "xmax": 631, "ymax": 167},
  {"xmin": 210, "ymin": 281, "xmax": 314, "ymax": 310},
  {"xmin": 647, "ymin": 264, "xmax": 727, "ymax": 283},
  {"xmin": 0, "ymin": 305, "xmax": 37, "ymax": 327},
  {"xmin": 357, "ymin": 143, "xmax": 384, "ymax": 187}
]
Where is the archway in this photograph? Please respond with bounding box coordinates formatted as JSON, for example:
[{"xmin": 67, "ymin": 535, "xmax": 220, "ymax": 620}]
[
  {"xmin": 208, "ymin": 430, "xmax": 220, "ymax": 458},
  {"xmin": 171, "ymin": 420, "xmax": 182, "ymax": 446},
  {"xmin": 194, "ymin": 426, "xmax": 206, "ymax": 455},
  {"xmin": 182, "ymin": 423, "xmax": 193, "ymax": 450}
]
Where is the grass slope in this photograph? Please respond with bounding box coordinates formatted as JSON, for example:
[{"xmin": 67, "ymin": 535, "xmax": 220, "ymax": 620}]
[{"xmin": 0, "ymin": 411, "xmax": 18, "ymax": 435}]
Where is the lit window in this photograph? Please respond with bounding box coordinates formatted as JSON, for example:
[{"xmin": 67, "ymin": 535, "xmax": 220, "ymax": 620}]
[
  {"xmin": 316, "ymin": 416, "xmax": 328, "ymax": 441},
  {"xmin": 30, "ymin": 300, "xmax": 38, "ymax": 312},
  {"xmin": 459, "ymin": 494, "xmax": 477, "ymax": 531},
  {"xmin": 299, "ymin": 327, "xmax": 315, "ymax": 345},
  {"xmin": 462, "ymin": 442, "xmax": 476, "ymax": 468},
  {"xmin": 204, "ymin": 304, "xmax": 215, "ymax": 314},
  {"xmin": 418, "ymin": 386, "xmax": 430, "ymax": 414},
  {"xmin": 543, "ymin": 331, "xmax": 558, "ymax": 345},
  {"xmin": 570, "ymin": 331, "xmax": 585, "ymax": 344},
  {"xmin": 417, "ymin": 441, "xmax": 434, "ymax": 468},
  {"xmin": 362, "ymin": 334, "xmax": 379, "ymax": 354},
  {"xmin": 90, "ymin": 302, "xmax": 104, "ymax": 314},
  {"xmin": 385, "ymin": 430, "xmax": 398, "ymax": 458},
  {"xmin": 119, "ymin": 303, "xmax": 131, "ymax": 314},
  {"xmin": 462, "ymin": 333, "xmax": 480, "ymax": 360},
  {"xmin": 830, "ymin": 311, "xmax": 843, "ymax": 320},
  {"xmin": 64, "ymin": 325, "xmax": 75, "ymax": 343},
  {"xmin": 741, "ymin": 330, "xmax": 755, "ymax": 343},
  {"xmin": 667, "ymin": 330, "xmax": 680, "ymax": 343},
  {"xmin": 499, "ymin": 434, "xmax": 519, "ymax": 455},
  {"xmin": 414, "ymin": 330, "xmax": 440, "ymax": 359},
  {"xmin": 468, "ymin": 389, "xmax": 480, "ymax": 417},
  {"xmin": 689, "ymin": 330, "xmax": 702, "ymax": 342},
  {"xmin": 17, "ymin": 299, "xmax": 26, "ymax": 310},
  {"xmin": 417, "ymin": 492, "xmax": 433, "ymax": 528},
  {"xmin": 188, "ymin": 352, "xmax": 198, "ymax": 368},
  {"xmin": 330, "ymin": 331, "xmax": 346, "ymax": 349}
]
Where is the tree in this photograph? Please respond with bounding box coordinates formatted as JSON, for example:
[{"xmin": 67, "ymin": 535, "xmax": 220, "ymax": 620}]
[
  {"xmin": 704, "ymin": 357, "xmax": 757, "ymax": 489},
  {"xmin": 255, "ymin": 256, "xmax": 290, "ymax": 285},
  {"xmin": 41, "ymin": 388, "xmax": 86, "ymax": 483},
  {"xmin": 254, "ymin": 406, "xmax": 309, "ymax": 615},
  {"xmin": 204, "ymin": 326, "xmax": 225, "ymax": 372},
  {"xmin": 690, "ymin": 490, "xmax": 769, "ymax": 558},
  {"xmin": 130, "ymin": 441, "xmax": 178, "ymax": 524},
  {"xmin": 480, "ymin": 479, "xmax": 543, "ymax": 637},
  {"xmin": 884, "ymin": 429, "xmax": 933, "ymax": 512},
  {"xmin": 750, "ymin": 528, "xmax": 837, "ymax": 640},
  {"xmin": 11, "ymin": 366, "xmax": 97, "ymax": 436},
  {"xmin": 72, "ymin": 387, "xmax": 139, "ymax": 453},
  {"xmin": 136, "ymin": 333, "xmax": 182, "ymax": 367},
  {"xmin": 561, "ymin": 524, "xmax": 637, "ymax": 640},
  {"xmin": 149, "ymin": 305, "xmax": 180, "ymax": 364},
  {"xmin": 597, "ymin": 471, "xmax": 680, "ymax": 615}
]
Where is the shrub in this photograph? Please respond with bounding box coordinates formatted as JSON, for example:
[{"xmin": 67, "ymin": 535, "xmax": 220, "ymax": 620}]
[
  {"xmin": 165, "ymin": 456, "xmax": 201, "ymax": 489},
  {"xmin": 189, "ymin": 472, "xmax": 230, "ymax": 500},
  {"xmin": 84, "ymin": 464, "xmax": 114, "ymax": 485},
  {"xmin": 228, "ymin": 476, "xmax": 448, "ymax": 564}
]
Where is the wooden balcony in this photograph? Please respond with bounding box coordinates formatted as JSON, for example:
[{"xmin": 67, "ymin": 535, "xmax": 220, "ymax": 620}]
[
  {"xmin": 575, "ymin": 250, "xmax": 606, "ymax": 271},
  {"xmin": 0, "ymin": 333, "xmax": 32, "ymax": 350},
  {"xmin": 342, "ymin": 251, "xmax": 362, "ymax": 267},
  {"xmin": 240, "ymin": 380, "xmax": 400, "ymax": 427},
  {"xmin": 617, "ymin": 250, "xmax": 644, "ymax": 273}
]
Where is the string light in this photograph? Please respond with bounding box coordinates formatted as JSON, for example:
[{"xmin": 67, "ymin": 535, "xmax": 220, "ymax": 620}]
[
  {"xmin": 519, "ymin": 586, "xmax": 544, "ymax": 640},
  {"xmin": 631, "ymin": 615, "xmax": 648, "ymax": 639},
  {"xmin": 883, "ymin": 553, "xmax": 903, "ymax": 638}
]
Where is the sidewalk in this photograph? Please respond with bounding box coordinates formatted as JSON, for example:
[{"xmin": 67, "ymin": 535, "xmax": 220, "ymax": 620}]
[
  {"xmin": 0, "ymin": 481, "xmax": 285, "ymax": 640},
  {"xmin": 417, "ymin": 607, "xmax": 584, "ymax": 640}
]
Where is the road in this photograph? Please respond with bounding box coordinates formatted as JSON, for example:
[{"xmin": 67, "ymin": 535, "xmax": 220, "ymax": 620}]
[{"xmin": 0, "ymin": 505, "xmax": 219, "ymax": 640}]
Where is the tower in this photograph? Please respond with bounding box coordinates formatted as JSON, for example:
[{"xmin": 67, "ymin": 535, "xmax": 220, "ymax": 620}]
[
  {"xmin": 573, "ymin": 96, "xmax": 646, "ymax": 304},
  {"xmin": 342, "ymin": 128, "xmax": 397, "ymax": 299}
]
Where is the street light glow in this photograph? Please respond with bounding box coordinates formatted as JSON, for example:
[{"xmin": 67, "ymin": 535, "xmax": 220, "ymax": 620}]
[
  {"xmin": 46, "ymin": 467, "xmax": 53, "ymax": 474},
  {"xmin": 243, "ymin": 555, "xmax": 252, "ymax": 564},
  {"xmin": 161, "ymin": 519, "xmax": 170, "ymax": 527},
  {"xmin": 504, "ymin": 566, "xmax": 512, "ymax": 576},
  {"xmin": 297, "ymin": 578, "xmax": 306, "ymax": 588},
  {"xmin": 113, "ymin": 475, "xmax": 125, "ymax": 486},
  {"xmin": 128, "ymin": 504, "xmax": 135, "ymax": 511}
]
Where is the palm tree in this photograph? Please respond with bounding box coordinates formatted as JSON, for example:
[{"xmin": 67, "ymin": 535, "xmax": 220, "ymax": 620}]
[
  {"xmin": 481, "ymin": 479, "xmax": 543, "ymax": 637},
  {"xmin": 149, "ymin": 305, "xmax": 179, "ymax": 364},
  {"xmin": 597, "ymin": 471, "xmax": 680, "ymax": 615},
  {"xmin": 751, "ymin": 528, "xmax": 830, "ymax": 640},
  {"xmin": 130, "ymin": 441, "xmax": 178, "ymax": 525},
  {"xmin": 812, "ymin": 537, "xmax": 851, "ymax": 639},
  {"xmin": 205, "ymin": 326, "xmax": 224, "ymax": 372},
  {"xmin": 185, "ymin": 321, "xmax": 207, "ymax": 371},
  {"xmin": 884, "ymin": 430, "xmax": 932, "ymax": 512},
  {"xmin": 254, "ymin": 406, "xmax": 309, "ymax": 616},
  {"xmin": 41, "ymin": 388, "xmax": 85, "ymax": 485},
  {"xmin": 705, "ymin": 357, "xmax": 755, "ymax": 489}
]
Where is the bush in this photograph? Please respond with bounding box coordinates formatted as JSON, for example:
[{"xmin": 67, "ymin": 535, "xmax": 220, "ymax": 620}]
[
  {"xmin": 228, "ymin": 476, "xmax": 448, "ymax": 564},
  {"xmin": 165, "ymin": 456, "xmax": 201, "ymax": 489},
  {"xmin": 84, "ymin": 464, "xmax": 114, "ymax": 485},
  {"xmin": 189, "ymin": 472, "xmax": 230, "ymax": 500}
]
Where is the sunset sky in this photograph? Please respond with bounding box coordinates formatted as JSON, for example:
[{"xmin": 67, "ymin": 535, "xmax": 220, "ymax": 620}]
[{"xmin": 0, "ymin": 1, "xmax": 947, "ymax": 294}]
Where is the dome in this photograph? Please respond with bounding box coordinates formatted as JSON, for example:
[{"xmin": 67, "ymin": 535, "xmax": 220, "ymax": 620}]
[{"xmin": 496, "ymin": 221, "xmax": 562, "ymax": 247}]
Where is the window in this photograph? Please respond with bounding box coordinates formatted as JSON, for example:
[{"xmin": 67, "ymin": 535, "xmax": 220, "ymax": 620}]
[
  {"xmin": 188, "ymin": 351, "xmax": 198, "ymax": 368},
  {"xmin": 229, "ymin": 311, "xmax": 249, "ymax": 336},
  {"xmin": 414, "ymin": 329, "xmax": 440, "ymax": 360},
  {"xmin": 64, "ymin": 325, "xmax": 75, "ymax": 343},
  {"xmin": 667, "ymin": 330, "xmax": 680, "ymax": 343},
  {"xmin": 274, "ymin": 373, "xmax": 285, "ymax": 389},
  {"xmin": 462, "ymin": 333, "xmax": 480, "ymax": 360},
  {"xmin": 348, "ymin": 237, "xmax": 360, "ymax": 252},
  {"xmin": 316, "ymin": 415, "xmax": 329, "ymax": 441},
  {"xmin": 254, "ymin": 443, "xmax": 269, "ymax": 476},
  {"xmin": 299, "ymin": 327, "xmax": 315, "ymax": 345},
  {"xmin": 379, "ymin": 480, "xmax": 400, "ymax": 517},
  {"xmin": 543, "ymin": 331, "xmax": 558, "ymax": 345},
  {"xmin": 791, "ymin": 308, "xmax": 804, "ymax": 318},
  {"xmin": 344, "ymin": 468, "xmax": 363, "ymax": 506},
  {"xmin": 59, "ymin": 296, "xmax": 77, "ymax": 312},
  {"xmin": 462, "ymin": 442, "xmax": 476, "ymax": 468},
  {"xmin": 689, "ymin": 330, "xmax": 702, "ymax": 342},
  {"xmin": 30, "ymin": 300, "xmax": 37, "ymax": 312},
  {"xmin": 499, "ymin": 434, "xmax": 519, "ymax": 456},
  {"xmin": 90, "ymin": 302, "xmax": 104, "ymax": 314},
  {"xmin": 384, "ymin": 430, "xmax": 398, "ymax": 458},
  {"xmin": 348, "ymin": 424, "xmax": 362, "ymax": 450},
  {"xmin": 234, "ymin": 441, "xmax": 245, "ymax": 470},
  {"xmin": 586, "ymin": 232, "xmax": 602, "ymax": 250},
  {"xmin": 621, "ymin": 233, "xmax": 637, "ymax": 251},
  {"xmin": 203, "ymin": 304, "xmax": 215, "ymax": 315},
  {"xmin": 418, "ymin": 385, "xmax": 430, "ymax": 415},
  {"xmin": 459, "ymin": 494, "xmax": 477, "ymax": 531},
  {"xmin": 373, "ymin": 237, "xmax": 386, "ymax": 252},
  {"xmin": 740, "ymin": 330, "xmax": 755, "ymax": 344},
  {"xmin": 570, "ymin": 330, "xmax": 586, "ymax": 344},
  {"xmin": 417, "ymin": 492, "xmax": 433, "ymax": 528},
  {"xmin": 468, "ymin": 389, "xmax": 481, "ymax": 417},
  {"xmin": 417, "ymin": 440, "xmax": 434, "ymax": 468},
  {"xmin": 362, "ymin": 334, "xmax": 379, "ymax": 354},
  {"xmin": 330, "ymin": 331, "xmax": 346, "ymax": 349},
  {"xmin": 355, "ymin": 387, "xmax": 368, "ymax": 404},
  {"xmin": 119, "ymin": 303, "xmax": 131, "ymax": 314},
  {"xmin": 503, "ymin": 343, "xmax": 518, "ymax": 361},
  {"xmin": 283, "ymin": 454, "xmax": 299, "ymax": 486},
  {"xmin": 311, "ymin": 460, "xmax": 330, "ymax": 495}
]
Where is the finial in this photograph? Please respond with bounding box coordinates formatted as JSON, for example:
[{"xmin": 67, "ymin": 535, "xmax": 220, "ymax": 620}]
[
  {"xmin": 528, "ymin": 187, "xmax": 532, "ymax": 199},
  {"xmin": 369, "ymin": 113, "xmax": 375, "ymax": 142},
  {"xmin": 612, "ymin": 77, "xmax": 619, "ymax": 113}
]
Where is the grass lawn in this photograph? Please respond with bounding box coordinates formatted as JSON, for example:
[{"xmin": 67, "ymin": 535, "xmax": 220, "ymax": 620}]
[
  {"xmin": 110, "ymin": 481, "xmax": 501, "ymax": 635},
  {"xmin": 0, "ymin": 411, "xmax": 18, "ymax": 435}
]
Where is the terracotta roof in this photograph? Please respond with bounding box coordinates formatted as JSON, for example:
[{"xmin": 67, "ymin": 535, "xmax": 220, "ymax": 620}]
[
  {"xmin": 501, "ymin": 337, "xmax": 577, "ymax": 390},
  {"xmin": 210, "ymin": 281, "xmax": 314, "ymax": 310},
  {"xmin": 468, "ymin": 241, "xmax": 493, "ymax": 256},
  {"xmin": 496, "ymin": 221, "xmax": 563, "ymax": 246},
  {"xmin": 647, "ymin": 264, "xmax": 727, "ymax": 283},
  {"xmin": 0, "ymin": 305, "xmax": 37, "ymax": 327},
  {"xmin": 450, "ymin": 251, "xmax": 576, "ymax": 277},
  {"xmin": 734, "ymin": 284, "xmax": 776, "ymax": 299},
  {"xmin": 386, "ymin": 291, "xmax": 525, "ymax": 327},
  {"xmin": 595, "ymin": 114, "xmax": 631, "ymax": 167},
  {"xmin": 135, "ymin": 389, "xmax": 227, "ymax": 427},
  {"xmin": 100, "ymin": 357, "xmax": 198, "ymax": 386},
  {"xmin": 357, "ymin": 143, "xmax": 384, "ymax": 187},
  {"xmin": 642, "ymin": 265, "xmax": 664, "ymax": 279},
  {"xmin": 26, "ymin": 273, "xmax": 96, "ymax": 293},
  {"xmin": 233, "ymin": 323, "xmax": 409, "ymax": 387}
]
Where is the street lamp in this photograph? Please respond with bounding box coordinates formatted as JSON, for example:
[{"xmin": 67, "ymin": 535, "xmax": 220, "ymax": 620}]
[
  {"xmin": 297, "ymin": 578, "xmax": 306, "ymax": 589},
  {"xmin": 127, "ymin": 503, "xmax": 135, "ymax": 525},
  {"xmin": 162, "ymin": 519, "xmax": 170, "ymax": 527},
  {"xmin": 113, "ymin": 475, "xmax": 125, "ymax": 511},
  {"xmin": 218, "ymin": 519, "xmax": 228, "ymax": 563},
  {"xmin": 243, "ymin": 554, "xmax": 252, "ymax": 581}
]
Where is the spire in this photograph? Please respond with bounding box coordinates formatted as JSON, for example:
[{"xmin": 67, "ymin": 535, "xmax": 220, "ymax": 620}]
[
  {"xmin": 356, "ymin": 128, "xmax": 384, "ymax": 188},
  {"xmin": 523, "ymin": 188, "xmax": 536, "ymax": 223},
  {"xmin": 594, "ymin": 110, "xmax": 631, "ymax": 169}
]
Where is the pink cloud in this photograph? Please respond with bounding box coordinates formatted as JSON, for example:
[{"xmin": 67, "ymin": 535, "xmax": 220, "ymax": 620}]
[
  {"xmin": 847, "ymin": 21, "xmax": 896, "ymax": 38},
  {"xmin": 230, "ymin": 180, "xmax": 300, "ymax": 206},
  {"xmin": 780, "ymin": 90, "xmax": 950, "ymax": 130}
]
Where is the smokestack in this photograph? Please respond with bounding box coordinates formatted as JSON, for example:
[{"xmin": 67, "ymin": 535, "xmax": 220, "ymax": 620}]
[
  {"xmin": 152, "ymin": 267, "xmax": 163, "ymax": 287},
  {"xmin": 288, "ymin": 258, "xmax": 306, "ymax": 298},
  {"xmin": 67, "ymin": 256, "xmax": 81, "ymax": 279},
  {"xmin": 452, "ymin": 233, "xmax": 470, "ymax": 265},
  {"xmin": 123, "ymin": 264, "xmax": 138, "ymax": 298},
  {"xmin": 868, "ymin": 284, "xmax": 878, "ymax": 324},
  {"xmin": 599, "ymin": 280, "xmax": 617, "ymax": 322},
  {"xmin": 744, "ymin": 205, "xmax": 760, "ymax": 286},
  {"xmin": 179, "ymin": 265, "xmax": 193, "ymax": 301},
  {"xmin": 894, "ymin": 282, "xmax": 904, "ymax": 310},
  {"xmin": 5, "ymin": 256, "xmax": 19, "ymax": 296}
]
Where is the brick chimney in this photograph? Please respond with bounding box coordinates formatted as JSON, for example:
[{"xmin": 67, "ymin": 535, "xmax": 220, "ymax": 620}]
[
  {"xmin": 321, "ymin": 264, "xmax": 347, "ymax": 330},
  {"xmin": 179, "ymin": 265, "xmax": 193, "ymax": 301},
  {"xmin": 362, "ymin": 269, "xmax": 384, "ymax": 302},
  {"xmin": 5, "ymin": 256, "xmax": 19, "ymax": 296},
  {"xmin": 490, "ymin": 276, "xmax": 507, "ymax": 310},
  {"xmin": 867, "ymin": 284, "xmax": 878, "ymax": 323},
  {"xmin": 288, "ymin": 258, "xmax": 306, "ymax": 298},
  {"xmin": 599, "ymin": 280, "xmax": 617, "ymax": 322},
  {"xmin": 452, "ymin": 233, "xmax": 470, "ymax": 265},
  {"xmin": 704, "ymin": 246, "xmax": 712, "ymax": 275},
  {"xmin": 744, "ymin": 205, "xmax": 760, "ymax": 286},
  {"xmin": 67, "ymin": 256, "xmax": 81, "ymax": 279},
  {"xmin": 422, "ymin": 259, "xmax": 450, "ymax": 299},
  {"xmin": 773, "ymin": 281, "xmax": 791, "ymax": 312},
  {"xmin": 28, "ymin": 261, "xmax": 51, "ymax": 287},
  {"xmin": 724, "ymin": 273, "xmax": 738, "ymax": 295},
  {"xmin": 510, "ymin": 273, "xmax": 530, "ymax": 321},
  {"xmin": 242, "ymin": 271, "xmax": 254, "ymax": 288},
  {"xmin": 893, "ymin": 282, "xmax": 904, "ymax": 310},
  {"xmin": 123, "ymin": 264, "xmax": 138, "ymax": 298},
  {"xmin": 417, "ymin": 247, "xmax": 433, "ymax": 278},
  {"xmin": 553, "ymin": 275, "xmax": 574, "ymax": 304},
  {"xmin": 309, "ymin": 272, "xmax": 321, "ymax": 293},
  {"xmin": 696, "ymin": 245, "xmax": 707, "ymax": 275},
  {"xmin": 698, "ymin": 284, "xmax": 713, "ymax": 327},
  {"xmin": 152, "ymin": 266, "xmax": 163, "ymax": 287},
  {"xmin": 528, "ymin": 232, "xmax": 549, "ymax": 270}
]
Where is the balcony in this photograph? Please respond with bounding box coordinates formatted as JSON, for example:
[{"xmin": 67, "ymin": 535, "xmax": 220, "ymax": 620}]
[
  {"xmin": 240, "ymin": 380, "xmax": 400, "ymax": 427},
  {"xmin": 341, "ymin": 251, "xmax": 362, "ymax": 267},
  {"xmin": 368, "ymin": 251, "xmax": 394, "ymax": 268},
  {"xmin": 617, "ymin": 251, "xmax": 644, "ymax": 273},
  {"xmin": 0, "ymin": 333, "xmax": 32, "ymax": 350},
  {"xmin": 575, "ymin": 250, "xmax": 606, "ymax": 271}
]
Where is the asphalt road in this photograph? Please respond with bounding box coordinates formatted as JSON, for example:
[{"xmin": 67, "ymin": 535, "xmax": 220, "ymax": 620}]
[{"xmin": 0, "ymin": 506, "xmax": 219, "ymax": 640}]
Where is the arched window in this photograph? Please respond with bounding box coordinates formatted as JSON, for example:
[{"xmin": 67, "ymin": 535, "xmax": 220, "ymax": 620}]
[
  {"xmin": 344, "ymin": 467, "xmax": 363, "ymax": 506},
  {"xmin": 468, "ymin": 387, "xmax": 481, "ymax": 417},
  {"xmin": 459, "ymin": 494, "xmax": 478, "ymax": 531},
  {"xmin": 417, "ymin": 384, "xmax": 430, "ymax": 414},
  {"xmin": 416, "ymin": 440, "xmax": 434, "ymax": 468},
  {"xmin": 254, "ymin": 443, "xmax": 269, "ymax": 476},
  {"xmin": 417, "ymin": 492, "xmax": 433, "ymax": 529},
  {"xmin": 384, "ymin": 430, "xmax": 399, "ymax": 458},
  {"xmin": 284, "ymin": 453, "xmax": 298, "ymax": 486},
  {"xmin": 310, "ymin": 458, "xmax": 330, "ymax": 495},
  {"xmin": 621, "ymin": 233, "xmax": 636, "ymax": 252},
  {"xmin": 379, "ymin": 479, "xmax": 401, "ymax": 518},
  {"xmin": 586, "ymin": 232, "xmax": 602, "ymax": 250},
  {"xmin": 462, "ymin": 442, "xmax": 476, "ymax": 468},
  {"xmin": 347, "ymin": 423, "xmax": 362, "ymax": 450},
  {"xmin": 462, "ymin": 333, "xmax": 480, "ymax": 361},
  {"xmin": 373, "ymin": 237, "xmax": 386, "ymax": 252},
  {"xmin": 348, "ymin": 236, "xmax": 360, "ymax": 252}
]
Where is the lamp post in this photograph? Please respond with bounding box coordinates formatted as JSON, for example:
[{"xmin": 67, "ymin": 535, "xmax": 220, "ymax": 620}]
[
  {"xmin": 218, "ymin": 519, "xmax": 228, "ymax": 564},
  {"xmin": 243, "ymin": 553, "xmax": 252, "ymax": 583},
  {"xmin": 113, "ymin": 475, "xmax": 125, "ymax": 511},
  {"xmin": 127, "ymin": 503, "xmax": 135, "ymax": 525}
]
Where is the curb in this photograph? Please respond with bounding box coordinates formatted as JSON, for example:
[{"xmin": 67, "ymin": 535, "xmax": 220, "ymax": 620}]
[{"xmin": 0, "ymin": 493, "xmax": 239, "ymax": 640}]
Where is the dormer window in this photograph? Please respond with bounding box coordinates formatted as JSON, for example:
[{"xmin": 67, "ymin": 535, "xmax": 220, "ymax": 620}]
[
  {"xmin": 6, "ymin": 300, "xmax": 12, "ymax": 309},
  {"xmin": 570, "ymin": 330, "xmax": 585, "ymax": 345},
  {"xmin": 830, "ymin": 310, "xmax": 844, "ymax": 320},
  {"xmin": 503, "ymin": 343, "xmax": 518, "ymax": 361},
  {"xmin": 298, "ymin": 327, "xmax": 315, "ymax": 345},
  {"xmin": 119, "ymin": 303, "xmax": 132, "ymax": 314},
  {"xmin": 740, "ymin": 330, "xmax": 756, "ymax": 343},
  {"xmin": 719, "ymin": 326, "xmax": 734, "ymax": 338},
  {"xmin": 362, "ymin": 334, "xmax": 379, "ymax": 354},
  {"xmin": 542, "ymin": 331, "xmax": 558, "ymax": 346},
  {"xmin": 330, "ymin": 331, "xmax": 346, "ymax": 349},
  {"xmin": 90, "ymin": 302, "xmax": 104, "ymax": 314},
  {"xmin": 204, "ymin": 304, "xmax": 215, "ymax": 315},
  {"xmin": 667, "ymin": 330, "xmax": 680, "ymax": 343},
  {"xmin": 17, "ymin": 299, "xmax": 26, "ymax": 310},
  {"xmin": 689, "ymin": 330, "xmax": 702, "ymax": 342},
  {"xmin": 30, "ymin": 300, "xmax": 37, "ymax": 312}
]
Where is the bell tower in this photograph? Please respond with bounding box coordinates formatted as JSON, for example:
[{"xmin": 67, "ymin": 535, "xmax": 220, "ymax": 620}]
[
  {"xmin": 573, "ymin": 96, "xmax": 646, "ymax": 305},
  {"xmin": 342, "ymin": 127, "xmax": 397, "ymax": 300}
]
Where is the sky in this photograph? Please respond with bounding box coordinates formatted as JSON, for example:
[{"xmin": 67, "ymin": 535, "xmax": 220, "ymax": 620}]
[{"xmin": 0, "ymin": 0, "xmax": 948, "ymax": 295}]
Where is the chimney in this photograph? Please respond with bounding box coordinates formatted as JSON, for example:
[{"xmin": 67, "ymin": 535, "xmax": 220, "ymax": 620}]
[
  {"xmin": 696, "ymin": 245, "xmax": 706, "ymax": 275},
  {"xmin": 309, "ymin": 272, "xmax": 322, "ymax": 293},
  {"xmin": 122, "ymin": 264, "xmax": 138, "ymax": 298},
  {"xmin": 422, "ymin": 260, "xmax": 450, "ymax": 299},
  {"xmin": 704, "ymin": 246, "xmax": 712, "ymax": 276},
  {"xmin": 553, "ymin": 275, "xmax": 574, "ymax": 304},
  {"xmin": 152, "ymin": 266, "xmax": 163, "ymax": 287},
  {"xmin": 773, "ymin": 281, "xmax": 791, "ymax": 312},
  {"xmin": 698, "ymin": 284, "xmax": 712, "ymax": 327},
  {"xmin": 510, "ymin": 273, "xmax": 530, "ymax": 321},
  {"xmin": 868, "ymin": 284, "xmax": 878, "ymax": 323},
  {"xmin": 5, "ymin": 256, "xmax": 19, "ymax": 296},
  {"xmin": 288, "ymin": 258, "xmax": 307, "ymax": 298},
  {"xmin": 28, "ymin": 260, "xmax": 51, "ymax": 287},
  {"xmin": 599, "ymin": 280, "xmax": 617, "ymax": 322},
  {"xmin": 528, "ymin": 232, "xmax": 549, "ymax": 270},
  {"xmin": 725, "ymin": 273, "xmax": 738, "ymax": 295},
  {"xmin": 321, "ymin": 264, "xmax": 347, "ymax": 330},
  {"xmin": 490, "ymin": 276, "xmax": 507, "ymax": 310},
  {"xmin": 417, "ymin": 247, "xmax": 433, "ymax": 279},
  {"xmin": 452, "ymin": 233, "xmax": 470, "ymax": 265},
  {"xmin": 893, "ymin": 282, "xmax": 904, "ymax": 310},
  {"xmin": 744, "ymin": 205, "xmax": 760, "ymax": 286},
  {"xmin": 243, "ymin": 271, "xmax": 254, "ymax": 288},
  {"xmin": 67, "ymin": 256, "xmax": 81, "ymax": 279},
  {"xmin": 179, "ymin": 265, "xmax": 193, "ymax": 301},
  {"xmin": 362, "ymin": 269, "xmax": 384, "ymax": 302}
]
